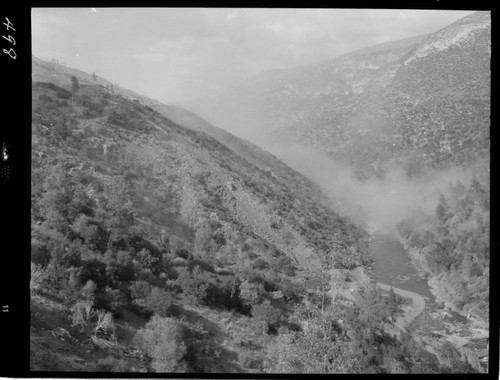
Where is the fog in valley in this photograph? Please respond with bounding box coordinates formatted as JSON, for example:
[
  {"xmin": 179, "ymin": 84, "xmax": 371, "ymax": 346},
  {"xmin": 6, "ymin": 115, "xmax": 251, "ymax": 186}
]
[
  {"xmin": 268, "ymin": 144, "xmax": 481, "ymax": 235},
  {"xmin": 31, "ymin": 8, "xmax": 480, "ymax": 235},
  {"xmin": 28, "ymin": 8, "xmax": 491, "ymax": 375}
]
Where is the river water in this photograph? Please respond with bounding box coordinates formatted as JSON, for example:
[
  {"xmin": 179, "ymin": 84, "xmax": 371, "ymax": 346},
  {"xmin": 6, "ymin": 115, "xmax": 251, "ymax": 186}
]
[
  {"xmin": 369, "ymin": 233, "xmax": 469, "ymax": 324},
  {"xmin": 369, "ymin": 233, "xmax": 484, "ymax": 372},
  {"xmin": 369, "ymin": 234, "xmax": 434, "ymax": 299}
]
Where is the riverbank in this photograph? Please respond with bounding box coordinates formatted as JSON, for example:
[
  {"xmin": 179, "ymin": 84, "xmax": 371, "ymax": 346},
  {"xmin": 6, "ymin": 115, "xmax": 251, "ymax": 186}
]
[
  {"xmin": 331, "ymin": 263, "xmax": 488, "ymax": 373},
  {"xmin": 403, "ymin": 243, "xmax": 489, "ymax": 330}
]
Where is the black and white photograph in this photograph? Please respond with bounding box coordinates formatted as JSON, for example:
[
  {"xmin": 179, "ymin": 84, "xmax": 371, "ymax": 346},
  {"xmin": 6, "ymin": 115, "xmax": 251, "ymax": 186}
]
[{"xmin": 24, "ymin": 7, "xmax": 492, "ymax": 374}]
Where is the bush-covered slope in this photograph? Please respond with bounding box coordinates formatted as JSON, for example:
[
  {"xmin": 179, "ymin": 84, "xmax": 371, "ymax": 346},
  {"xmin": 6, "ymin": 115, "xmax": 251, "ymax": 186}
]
[
  {"xmin": 397, "ymin": 176, "xmax": 489, "ymax": 322},
  {"xmin": 31, "ymin": 58, "xmax": 480, "ymax": 373},
  {"xmin": 31, "ymin": 61, "xmax": 374, "ymax": 372},
  {"xmin": 184, "ymin": 12, "xmax": 490, "ymax": 177}
]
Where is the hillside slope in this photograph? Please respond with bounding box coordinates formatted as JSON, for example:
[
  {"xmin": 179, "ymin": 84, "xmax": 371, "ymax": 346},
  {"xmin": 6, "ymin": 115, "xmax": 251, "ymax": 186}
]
[
  {"xmin": 31, "ymin": 58, "xmax": 372, "ymax": 373},
  {"xmin": 31, "ymin": 56, "xmax": 482, "ymax": 374}
]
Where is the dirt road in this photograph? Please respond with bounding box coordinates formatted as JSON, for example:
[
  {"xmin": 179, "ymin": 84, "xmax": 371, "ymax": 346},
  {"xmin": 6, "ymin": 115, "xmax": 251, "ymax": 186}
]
[
  {"xmin": 377, "ymin": 282, "xmax": 426, "ymax": 330},
  {"xmin": 328, "ymin": 267, "xmax": 426, "ymax": 331}
]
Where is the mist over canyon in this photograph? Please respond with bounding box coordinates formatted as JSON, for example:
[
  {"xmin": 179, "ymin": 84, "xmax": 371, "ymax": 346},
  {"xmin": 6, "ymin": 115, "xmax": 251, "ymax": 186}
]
[{"xmin": 28, "ymin": 9, "xmax": 490, "ymax": 374}]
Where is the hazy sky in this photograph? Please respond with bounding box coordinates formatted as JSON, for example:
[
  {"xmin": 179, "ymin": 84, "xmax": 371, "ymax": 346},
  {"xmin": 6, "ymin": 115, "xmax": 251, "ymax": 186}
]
[{"xmin": 32, "ymin": 8, "xmax": 474, "ymax": 103}]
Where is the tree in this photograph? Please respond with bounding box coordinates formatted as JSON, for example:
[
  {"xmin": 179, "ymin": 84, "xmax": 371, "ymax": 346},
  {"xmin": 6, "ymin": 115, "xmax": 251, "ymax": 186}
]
[
  {"xmin": 71, "ymin": 76, "xmax": 80, "ymax": 103},
  {"xmin": 92, "ymin": 309, "xmax": 116, "ymax": 344},
  {"xmin": 388, "ymin": 287, "xmax": 402, "ymax": 320},
  {"xmin": 71, "ymin": 300, "xmax": 94, "ymax": 333},
  {"xmin": 436, "ymin": 194, "xmax": 450, "ymax": 224},
  {"xmin": 92, "ymin": 71, "xmax": 96, "ymax": 85},
  {"xmin": 81, "ymin": 280, "xmax": 97, "ymax": 302},
  {"xmin": 454, "ymin": 180, "xmax": 465, "ymax": 195},
  {"xmin": 264, "ymin": 306, "xmax": 359, "ymax": 373}
]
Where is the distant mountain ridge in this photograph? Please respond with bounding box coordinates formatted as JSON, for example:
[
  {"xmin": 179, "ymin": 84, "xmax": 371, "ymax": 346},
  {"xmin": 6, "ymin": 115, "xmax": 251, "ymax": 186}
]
[{"xmin": 183, "ymin": 11, "xmax": 490, "ymax": 178}]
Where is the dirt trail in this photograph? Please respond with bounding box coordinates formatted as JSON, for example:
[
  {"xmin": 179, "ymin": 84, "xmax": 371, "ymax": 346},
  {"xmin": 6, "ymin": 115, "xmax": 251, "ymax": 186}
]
[
  {"xmin": 328, "ymin": 267, "xmax": 426, "ymax": 331},
  {"xmin": 376, "ymin": 282, "xmax": 426, "ymax": 330}
]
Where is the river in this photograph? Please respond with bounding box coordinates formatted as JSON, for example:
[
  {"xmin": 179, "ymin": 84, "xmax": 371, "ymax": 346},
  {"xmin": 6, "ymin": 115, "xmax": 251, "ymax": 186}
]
[
  {"xmin": 369, "ymin": 233, "xmax": 469, "ymax": 324},
  {"xmin": 368, "ymin": 233, "xmax": 487, "ymax": 372},
  {"xmin": 369, "ymin": 234, "xmax": 434, "ymax": 299}
]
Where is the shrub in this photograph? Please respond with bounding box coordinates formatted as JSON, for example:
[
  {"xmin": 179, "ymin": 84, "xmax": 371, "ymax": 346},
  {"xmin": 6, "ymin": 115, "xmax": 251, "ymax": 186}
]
[
  {"xmin": 252, "ymin": 301, "xmax": 286, "ymax": 334},
  {"xmin": 38, "ymin": 94, "xmax": 52, "ymax": 103},
  {"xmin": 130, "ymin": 280, "xmax": 152, "ymax": 301},
  {"xmin": 30, "ymin": 262, "xmax": 48, "ymax": 295},
  {"xmin": 81, "ymin": 280, "xmax": 97, "ymax": 302},
  {"xmin": 240, "ymin": 280, "xmax": 265, "ymax": 305},
  {"xmin": 93, "ymin": 356, "xmax": 130, "ymax": 372},
  {"xmin": 272, "ymin": 256, "xmax": 296, "ymax": 276},
  {"xmin": 31, "ymin": 241, "xmax": 51, "ymax": 268},
  {"xmin": 111, "ymin": 359, "xmax": 132, "ymax": 372},
  {"xmin": 252, "ymin": 257, "xmax": 269, "ymax": 270},
  {"xmin": 94, "ymin": 356, "xmax": 117, "ymax": 372},
  {"xmin": 108, "ymin": 111, "xmax": 129, "ymax": 127},
  {"xmin": 72, "ymin": 215, "xmax": 107, "ymax": 251},
  {"xmin": 239, "ymin": 350, "xmax": 263, "ymax": 370},
  {"xmin": 177, "ymin": 267, "xmax": 210, "ymax": 305},
  {"xmin": 56, "ymin": 88, "xmax": 71, "ymax": 99},
  {"xmin": 175, "ymin": 249, "xmax": 190, "ymax": 260},
  {"xmin": 213, "ymin": 232, "xmax": 226, "ymax": 247},
  {"xmin": 133, "ymin": 315, "xmax": 188, "ymax": 372},
  {"xmin": 136, "ymin": 248, "xmax": 160, "ymax": 273},
  {"xmin": 80, "ymin": 259, "xmax": 108, "ymax": 289},
  {"xmin": 145, "ymin": 287, "xmax": 175, "ymax": 317},
  {"xmin": 94, "ymin": 287, "xmax": 127, "ymax": 314}
]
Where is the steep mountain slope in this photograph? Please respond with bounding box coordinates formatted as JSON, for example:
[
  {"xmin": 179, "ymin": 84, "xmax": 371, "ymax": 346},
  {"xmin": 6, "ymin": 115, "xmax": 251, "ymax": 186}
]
[
  {"xmin": 31, "ymin": 58, "xmax": 373, "ymax": 372},
  {"xmin": 184, "ymin": 12, "xmax": 490, "ymax": 177},
  {"xmin": 32, "ymin": 56, "xmax": 305, "ymax": 183},
  {"xmin": 390, "ymin": 11, "xmax": 490, "ymax": 167},
  {"xmin": 32, "ymin": 58, "xmax": 365, "ymax": 264}
]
